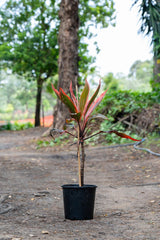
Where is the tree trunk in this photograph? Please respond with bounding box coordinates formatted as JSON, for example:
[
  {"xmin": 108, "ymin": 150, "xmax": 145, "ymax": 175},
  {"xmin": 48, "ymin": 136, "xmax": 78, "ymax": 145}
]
[
  {"xmin": 53, "ymin": 0, "xmax": 79, "ymax": 129},
  {"xmin": 153, "ymin": 31, "xmax": 160, "ymax": 90},
  {"xmin": 153, "ymin": 55, "xmax": 160, "ymax": 90},
  {"xmin": 35, "ymin": 78, "xmax": 43, "ymax": 127},
  {"xmin": 152, "ymin": 0, "xmax": 160, "ymax": 90}
]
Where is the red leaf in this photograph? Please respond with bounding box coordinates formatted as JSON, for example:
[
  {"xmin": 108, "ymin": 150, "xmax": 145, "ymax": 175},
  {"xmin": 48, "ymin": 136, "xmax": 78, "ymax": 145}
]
[
  {"xmin": 59, "ymin": 88, "xmax": 78, "ymax": 113},
  {"xmin": 51, "ymin": 84, "xmax": 60, "ymax": 98},
  {"xmin": 70, "ymin": 82, "xmax": 78, "ymax": 107},
  {"xmin": 84, "ymin": 79, "xmax": 101, "ymax": 116},
  {"xmin": 108, "ymin": 130, "xmax": 142, "ymax": 141},
  {"xmin": 85, "ymin": 89, "xmax": 108, "ymax": 120}
]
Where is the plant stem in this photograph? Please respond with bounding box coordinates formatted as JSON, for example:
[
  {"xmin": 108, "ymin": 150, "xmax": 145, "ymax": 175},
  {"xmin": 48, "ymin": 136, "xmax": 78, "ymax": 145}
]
[
  {"xmin": 80, "ymin": 141, "xmax": 85, "ymax": 186},
  {"xmin": 76, "ymin": 85, "xmax": 84, "ymax": 187},
  {"xmin": 77, "ymin": 127, "xmax": 82, "ymax": 187}
]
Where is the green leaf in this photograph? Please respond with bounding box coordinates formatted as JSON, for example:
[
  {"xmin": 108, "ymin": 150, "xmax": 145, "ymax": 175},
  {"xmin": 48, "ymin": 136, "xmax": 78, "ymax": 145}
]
[
  {"xmin": 60, "ymin": 88, "xmax": 78, "ymax": 113},
  {"xmin": 79, "ymin": 79, "xmax": 89, "ymax": 114},
  {"xmin": 85, "ymin": 89, "xmax": 108, "ymax": 119},
  {"xmin": 84, "ymin": 80, "xmax": 101, "ymax": 116},
  {"xmin": 70, "ymin": 81, "xmax": 78, "ymax": 106}
]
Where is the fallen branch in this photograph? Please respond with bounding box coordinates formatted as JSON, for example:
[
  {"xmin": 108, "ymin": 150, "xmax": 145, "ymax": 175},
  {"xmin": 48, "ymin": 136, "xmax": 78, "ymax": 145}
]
[
  {"xmin": 110, "ymin": 115, "xmax": 130, "ymax": 128},
  {"xmin": 0, "ymin": 205, "xmax": 14, "ymax": 214},
  {"xmin": 118, "ymin": 117, "xmax": 147, "ymax": 134},
  {"xmin": 0, "ymin": 195, "xmax": 9, "ymax": 204}
]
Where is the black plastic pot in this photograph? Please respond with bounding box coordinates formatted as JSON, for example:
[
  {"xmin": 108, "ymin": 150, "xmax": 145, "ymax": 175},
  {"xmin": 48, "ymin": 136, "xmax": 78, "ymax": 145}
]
[{"xmin": 61, "ymin": 184, "xmax": 97, "ymax": 220}]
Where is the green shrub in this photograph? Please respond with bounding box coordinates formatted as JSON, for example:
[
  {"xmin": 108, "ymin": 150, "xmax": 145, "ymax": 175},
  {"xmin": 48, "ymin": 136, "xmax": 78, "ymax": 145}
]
[
  {"xmin": 1, "ymin": 121, "xmax": 33, "ymax": 131},
  {"xmin": 97, "ymin": 90, "xmax": 160, "ymax": 116},
  {"xmin": 96, "ymin": 90, "xmax": 160, "ymax": 144},
  {"xmin": 100, "ymin": 121, "xmax": 141, "ymax": 144}
]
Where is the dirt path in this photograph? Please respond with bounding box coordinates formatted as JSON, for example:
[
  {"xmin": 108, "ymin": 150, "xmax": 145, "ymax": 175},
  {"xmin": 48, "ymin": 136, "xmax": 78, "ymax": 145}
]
[{"xmin": 0, "ymin": 128, "xmax": 160, "ymax": 240}]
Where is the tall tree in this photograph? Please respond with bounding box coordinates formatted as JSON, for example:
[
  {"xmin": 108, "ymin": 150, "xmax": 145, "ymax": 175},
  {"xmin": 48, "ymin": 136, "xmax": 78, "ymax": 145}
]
[
  {"xmin": 54, "ymin": 0, "xmax": 115, "ymax": 128},
  {"xmin": 132, "ymin": 0, "xmax": 160, "ymax": 91},
  {"xmin": 0, "ymin": 0, "xmax": 59, "ymax": 126},
  {"xmin": 53, "ymin": 0, "xmax": 79, "ymax": 129}
]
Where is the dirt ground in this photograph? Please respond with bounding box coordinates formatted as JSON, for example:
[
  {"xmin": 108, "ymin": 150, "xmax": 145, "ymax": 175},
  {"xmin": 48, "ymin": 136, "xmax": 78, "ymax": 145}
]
[{"xmin": 0, "ymin": 127, "xmax": 160, "ymax": 240}]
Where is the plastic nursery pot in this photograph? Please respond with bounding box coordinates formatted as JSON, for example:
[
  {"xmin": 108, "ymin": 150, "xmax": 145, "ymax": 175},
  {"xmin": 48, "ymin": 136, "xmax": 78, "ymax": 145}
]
[{"xmin": 61, "ymin": 184, "xmax": 97, "ymax": 220}]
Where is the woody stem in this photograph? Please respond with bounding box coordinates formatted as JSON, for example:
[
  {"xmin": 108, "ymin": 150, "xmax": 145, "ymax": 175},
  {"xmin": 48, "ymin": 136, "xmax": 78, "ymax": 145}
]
[{"xmin": 77, "ymin": 127, "xmax": 82, "ymax": 187}]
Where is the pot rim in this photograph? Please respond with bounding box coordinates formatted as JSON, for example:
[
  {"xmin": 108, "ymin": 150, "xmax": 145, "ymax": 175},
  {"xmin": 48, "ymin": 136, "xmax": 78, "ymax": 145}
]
[{"xmin": 61, "ymin": 184, "xmax": 97, "ymax": 189}]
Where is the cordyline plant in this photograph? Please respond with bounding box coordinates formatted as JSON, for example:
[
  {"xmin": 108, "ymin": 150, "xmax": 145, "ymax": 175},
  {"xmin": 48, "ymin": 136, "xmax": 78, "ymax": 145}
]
[{"xmin": 51, "ymin": 80, "xmax": 141, "ymax": 187}]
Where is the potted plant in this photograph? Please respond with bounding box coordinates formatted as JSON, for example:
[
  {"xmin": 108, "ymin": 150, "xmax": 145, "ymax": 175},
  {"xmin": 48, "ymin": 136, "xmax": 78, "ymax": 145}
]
[{"xmin": 51, "ymin": 80, "xmax": 141, "ymax": 220}]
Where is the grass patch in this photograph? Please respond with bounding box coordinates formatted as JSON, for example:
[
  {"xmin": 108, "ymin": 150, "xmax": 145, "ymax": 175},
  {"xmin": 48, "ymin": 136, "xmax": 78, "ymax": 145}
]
[
  {"xmin": 0, "ymin": 121, "xmax": 34, "ymax": 131},
  {"xmin": 36, "ymin": 135, "xmax": 70, "ymax": 149}
]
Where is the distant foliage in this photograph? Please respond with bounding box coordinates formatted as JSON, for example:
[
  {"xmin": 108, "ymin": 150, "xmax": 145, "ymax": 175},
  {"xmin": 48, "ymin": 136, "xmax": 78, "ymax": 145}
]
[
  {"xmin": 102, "ymin": 72, "xmax": 120, "ymax": 91},
  {"xmin": 102, "ymin": 60, "xmax": 153, "ymax": 92},
  {"xmin": 127, "ymin": 60, "xmax": 153, "ymax": 91},
  {"xmin": 0, "ymin": 71, "xmax": 55, "ymax": 121},
  {"xmin": 1, "ymin": 121, "xmax": 33, "ymax": 131}
]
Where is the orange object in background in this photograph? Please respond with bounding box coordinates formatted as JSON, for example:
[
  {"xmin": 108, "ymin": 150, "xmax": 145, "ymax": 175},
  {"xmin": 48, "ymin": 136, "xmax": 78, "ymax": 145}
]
[
  {"xmin": 0, "ymin": 115, "xmax": 53, "ymax": 128},
  {"xmin": 40, "ymin": 115, "xmax": 53, "ymax": 127}
]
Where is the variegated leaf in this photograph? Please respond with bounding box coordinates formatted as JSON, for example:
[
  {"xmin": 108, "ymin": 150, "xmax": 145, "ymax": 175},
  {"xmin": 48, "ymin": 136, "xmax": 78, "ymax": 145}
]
[{"xmin": 79, "ymin": 79, "xmax": 89, "ymax": 114}]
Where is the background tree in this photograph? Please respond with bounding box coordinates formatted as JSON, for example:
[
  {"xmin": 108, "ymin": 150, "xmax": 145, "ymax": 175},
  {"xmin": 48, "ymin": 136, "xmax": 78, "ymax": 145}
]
[
  {"xmin": 102, "ymin": 59, "xmax": 153, "ymax": 92},
  {"xmin": 128, "ymin": 60, "xmax": 152, "ymax": 80},
  {"xmin": 0, "ymin": 0, "xmax": 115, "ymax": 128},
  {"xmin": 132, "ymin": 0, "xmax": 160, "ymax": 91},
  {"xmin": 0, "ymin": 0, "xmax": 59, "ymax": 126},
  {"xmin": 102, "ymin": 72, "xmax": 120, "ymax": 91},
  {"xmin": 0, "ymin": 70, "xmax": 55, "ymax": 122},
  {"xmin": 54, "ymin": 0, "xmax": 115, "ymax": 128},
  {"xmin": 0, "ymin": 71, "xmax": 36, "ymax": 118},
  {"xmin": 127, "ymin": 59, "xmax": 153, "ymax": 91}
]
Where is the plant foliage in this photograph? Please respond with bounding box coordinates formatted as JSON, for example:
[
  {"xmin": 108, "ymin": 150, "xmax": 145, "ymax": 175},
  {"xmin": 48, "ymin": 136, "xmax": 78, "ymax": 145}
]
[{"xmin": 51, "ymin": 81, "xmax": 141, "ymax": 186}]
